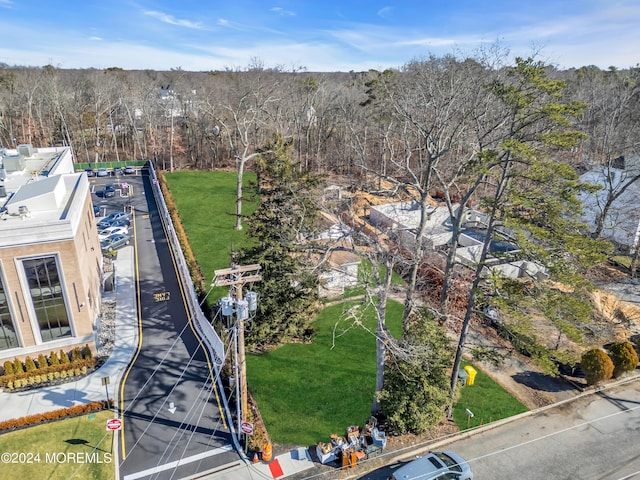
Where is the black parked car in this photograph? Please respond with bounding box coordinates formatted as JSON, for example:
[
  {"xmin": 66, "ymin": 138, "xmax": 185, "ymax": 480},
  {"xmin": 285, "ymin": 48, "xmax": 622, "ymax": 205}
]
[{"xmin": 104, "ymin": 184, "xmax": 116, "ymax": 197}]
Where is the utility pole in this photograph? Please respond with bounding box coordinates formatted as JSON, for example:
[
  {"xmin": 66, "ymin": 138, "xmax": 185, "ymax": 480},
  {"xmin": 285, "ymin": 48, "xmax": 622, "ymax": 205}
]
[{"xmin": 214, "ymin": 264, "xmax": 261, "ymax": 434}]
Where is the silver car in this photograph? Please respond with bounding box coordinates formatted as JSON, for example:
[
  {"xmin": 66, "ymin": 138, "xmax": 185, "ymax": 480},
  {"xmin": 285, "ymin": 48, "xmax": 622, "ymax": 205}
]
[{"xmin": 388, "ymin": 451, "xmax": 473, "ymax": 480}]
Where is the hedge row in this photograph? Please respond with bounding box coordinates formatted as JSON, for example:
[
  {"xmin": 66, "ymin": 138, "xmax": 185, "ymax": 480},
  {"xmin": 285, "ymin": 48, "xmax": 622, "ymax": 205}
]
[
  {"xmin": 2, "ymin": 345, "xmax": 93, "ymax": 376},
  {"xmin": 0, "ymin": 358, "xmax": 97, "ymax": 390},
  {"xmin": 0, "ymin": 400, "xmax": 113, "ymax": 432}
]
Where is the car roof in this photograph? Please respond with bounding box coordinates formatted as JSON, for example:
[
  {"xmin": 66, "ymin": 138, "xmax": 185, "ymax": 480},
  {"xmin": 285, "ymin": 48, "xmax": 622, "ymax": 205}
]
[{"xmin": 392, "ymin": 454, "xmax": 445, "ymax": 479}]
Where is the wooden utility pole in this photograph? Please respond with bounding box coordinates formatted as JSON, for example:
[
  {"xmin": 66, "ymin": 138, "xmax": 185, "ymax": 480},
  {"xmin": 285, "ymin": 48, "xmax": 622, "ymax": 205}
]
[{"xmin": 213, "ymin": 264, "xmax": 261, "ymax": 430}]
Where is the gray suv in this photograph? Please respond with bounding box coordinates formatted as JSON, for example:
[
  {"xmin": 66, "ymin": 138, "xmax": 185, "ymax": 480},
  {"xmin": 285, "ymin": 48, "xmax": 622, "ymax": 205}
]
[{"xmin": 388, "ymin": 451, "xmax": 473, "ymax": 480}]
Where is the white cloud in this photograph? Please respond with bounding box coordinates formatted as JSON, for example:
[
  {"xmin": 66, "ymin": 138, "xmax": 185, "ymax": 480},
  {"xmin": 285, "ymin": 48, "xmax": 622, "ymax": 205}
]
[
  {"xmin": 377, "ymin": 6, "xmax": 393, "ymax": 18},
  {"xmin": 0, "ymin": 0, "xmax": 13, "ymax": 8},
  {"xmin": 143, "ymin": 10, "xmax": 205, "ymax": 30},
  {"xmin": 271, "ymin": 7, "xmax": 295, "ymax": 17}
]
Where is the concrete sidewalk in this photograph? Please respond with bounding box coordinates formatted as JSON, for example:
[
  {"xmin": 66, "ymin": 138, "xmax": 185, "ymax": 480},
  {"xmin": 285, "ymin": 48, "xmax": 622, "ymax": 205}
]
[
  {"xmin": 0, "ymin": 246, "xmax": 138, "ymax": 421},
  {"xmin": 203, "ymin": 447, "xmax": 315, "ymax": 480}
]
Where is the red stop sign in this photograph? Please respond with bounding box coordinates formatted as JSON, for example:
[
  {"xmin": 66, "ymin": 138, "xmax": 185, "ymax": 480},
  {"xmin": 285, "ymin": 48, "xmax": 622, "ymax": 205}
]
[{"xmin": 106, "ymin": 418, "xmax": 122, "ymax": 431}]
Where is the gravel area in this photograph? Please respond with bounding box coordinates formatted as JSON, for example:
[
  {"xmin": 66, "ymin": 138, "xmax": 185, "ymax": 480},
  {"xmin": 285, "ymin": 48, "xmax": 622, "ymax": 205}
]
[{"xmin": 96, "ymin": 299, "xmax": 116, "ymax": 366}]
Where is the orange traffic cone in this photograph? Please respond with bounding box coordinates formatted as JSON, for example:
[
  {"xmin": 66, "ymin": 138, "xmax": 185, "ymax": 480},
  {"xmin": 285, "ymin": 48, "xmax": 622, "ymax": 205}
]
[{"xmin": 252, "ymin": 452, "xmax": 259, "ymax": 463}]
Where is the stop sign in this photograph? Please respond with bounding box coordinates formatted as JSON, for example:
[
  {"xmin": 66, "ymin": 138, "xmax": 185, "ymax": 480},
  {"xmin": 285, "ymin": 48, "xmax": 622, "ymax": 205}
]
[{"xmin": 106, "ymin": 418, "xmax": 122, "ymax": 431}]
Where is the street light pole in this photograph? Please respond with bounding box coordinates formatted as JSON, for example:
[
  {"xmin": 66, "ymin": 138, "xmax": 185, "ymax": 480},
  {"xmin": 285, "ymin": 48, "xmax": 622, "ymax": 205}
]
[{"xmin": 214, "ymin": 264, "xmax": 261, "ymax": 436}]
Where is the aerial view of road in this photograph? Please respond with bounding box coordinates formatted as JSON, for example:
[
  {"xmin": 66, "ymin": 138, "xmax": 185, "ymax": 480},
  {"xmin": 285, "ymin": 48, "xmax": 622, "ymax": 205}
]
[
  {"xmin": 358, "ymin": 379, "xmax": 640, "ymax": 480},
  {"xmin": 116, "ymin": 170, "xmax": 240, "ymax": 480}
]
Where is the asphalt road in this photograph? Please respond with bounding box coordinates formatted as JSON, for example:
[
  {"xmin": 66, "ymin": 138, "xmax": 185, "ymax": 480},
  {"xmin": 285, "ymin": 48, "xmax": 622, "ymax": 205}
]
[
  {"xmin": 109, "ymin": 170, "xmax": 240, "ymax": 480},
  {"xmin": 358, "ymin": 378, "xmax": 640, "ymax": 480}
]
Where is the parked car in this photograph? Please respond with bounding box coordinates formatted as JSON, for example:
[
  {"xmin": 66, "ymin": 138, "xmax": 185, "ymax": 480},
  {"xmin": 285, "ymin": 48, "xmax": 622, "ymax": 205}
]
[
  {"xmin": 104, "ymin": 184, "xmax": 115, "ymax": 198},
  {"xmin": 100, "ymin": 233, "xmax": 130, "ymax": 252},
  {"xmin": 388, "ymin": 451, "xmax": 473, "ymax": 480},
  {"xmin": 102, "ymin": 211, "xmax": 130, "ymax": 223},
  {"xmin": 93, "ymin": 205, "xmax": 100, "ymax": 216},
  {"xmin": 123, "ymin": 165, "xmax": 136, "ymax": 175},
  {"xmin": 97, "ymin": 167, "xmax": 109, "ymax": 177},
  {"xmin": 85, "ymin": 168, "xmax": 95, "ymax": 177},
  {"xmin": 98, "ymin": 225, "xmax": 129, "ymax": 240}
]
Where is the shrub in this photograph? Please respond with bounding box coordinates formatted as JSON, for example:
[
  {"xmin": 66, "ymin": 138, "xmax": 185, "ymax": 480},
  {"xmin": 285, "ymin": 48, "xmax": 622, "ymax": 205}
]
[
  {"xmin": 13, "ymin": 358, "xmax": 24, "ymax": 373},
  {"xmin": 581, "ymin": 349, "xmax": 614, "ymax": 385},
  {"xmin": 607, "ymin": 341, "xmax": 639, "ymax": 377},
  {"xmin": 49, "ymin": 351, "xmax": 59, "ymax": 365},
  {"xmin": 59, "ymin": 349, "xmax": 69, "ymax": 364},
  {"xmin": 36, "ymin": 353, "xmax": 48, "ymax": 369},
  {"xmin": 71, "ymin": 347, "xmax": 82, "ymax": 362},
  {"xmin": 24, "ymin": 356, "xmax": 37, "ymax": 372},
  {"xmin": 3, "ymin": 361, "xmax": 14, "ymax": 376},
  {"xmin": 82, "ymin": 344, "xmax": 93, "ymax": 359}
]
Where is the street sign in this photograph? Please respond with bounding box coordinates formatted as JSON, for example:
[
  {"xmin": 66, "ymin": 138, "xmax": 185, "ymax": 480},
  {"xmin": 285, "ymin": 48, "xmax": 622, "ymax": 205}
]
[
  {"xmin": 106, "ymin": 418, "xmax": 122, "ymax": 431},
  {"xmin": 240, "ymin": 421, "xmax": 254, "ymax": 435}
]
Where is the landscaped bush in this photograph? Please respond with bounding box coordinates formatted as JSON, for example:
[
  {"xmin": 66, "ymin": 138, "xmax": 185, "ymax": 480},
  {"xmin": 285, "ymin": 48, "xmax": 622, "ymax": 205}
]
[
  {"xmin": 0, "ymin": 400, "xmax": 112, "ymax": 432},
  {"xmin": 581, "ymin": 348, "xmax": 614, "ymax": 385},
  {"xmin": 607, "ymin": 341, "xmax": 639, "ymax": 378},
  {"xmin": 0, "ymin": 357, "xmax": 97, "ymax": 390},
  {"xmin": 36, "ymin": 353, "xmax": 48, "ymax": 369},
  {"xmin": 13, "ymin": 358, "xmax": 23, "ymax": 373},
  {"xmin": 3, "ymin": 361, "xmax": 14, "ymax": 375},
  {"xmin": 49, "ymin": 351, "xmax": 59, "ymax": 365},
  {"xmin": 24, "ymin": 356, "xmax": 37, "ymax": 372}
]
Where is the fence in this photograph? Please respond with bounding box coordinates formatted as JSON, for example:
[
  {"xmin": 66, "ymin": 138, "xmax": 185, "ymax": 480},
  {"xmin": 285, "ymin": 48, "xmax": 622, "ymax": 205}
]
[{"xmin": 147, "ymin": 162, "xmax": 225, "ymax": 365}]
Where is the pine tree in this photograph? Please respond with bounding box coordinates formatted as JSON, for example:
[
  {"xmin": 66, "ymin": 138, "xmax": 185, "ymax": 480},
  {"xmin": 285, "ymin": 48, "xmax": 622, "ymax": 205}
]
[{"xmin": 237, "ymin": 134, "xmax": 322, "ymax": 349}]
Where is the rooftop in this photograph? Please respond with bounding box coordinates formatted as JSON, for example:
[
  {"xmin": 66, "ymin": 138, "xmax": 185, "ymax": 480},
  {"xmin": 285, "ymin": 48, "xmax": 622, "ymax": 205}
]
[{"xmin": 0, "ymin": 145, "xmax": 88, "ymax": 247}]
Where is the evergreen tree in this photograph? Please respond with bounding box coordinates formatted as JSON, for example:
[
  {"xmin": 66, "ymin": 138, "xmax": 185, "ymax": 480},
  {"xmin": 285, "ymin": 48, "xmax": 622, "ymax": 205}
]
[
  {"xmin": 237, "ymin": 134, "xmax": 322, "ymax": 349},
  {"xmin": 378, "ymin": 308, "xmax": 452, "ymax": 434},
  {"xmin": 49, "ymin": 351, "xmax": 59, "ymax": 366},
  {"xmin": 59, "ymin": 349, "xmax": 70, "ymax": 364},
  {"xmin": 608, "ymin": 341, "xmax": 639, "ymax": 378},
  {"xmin": 24, "ymin": 356, "xmax": 37, "ymax": 372},
  {"xmin": 36, "ymin": 353, "xmax": 48, "ymax": 370},
  {"xmin": 581, "ymin": 348, "xmax": 614, "ymax": 385},
  {"xmin": 3, "ymin": 361, "xmax": 14, "ymax": 375},
  {"xmin": 13, "ymin": 358, "xmax": 24, "ymax": 373},
  {"xmin": 82, "ymin": 344, "xmax": 93, "ymax": 359}
]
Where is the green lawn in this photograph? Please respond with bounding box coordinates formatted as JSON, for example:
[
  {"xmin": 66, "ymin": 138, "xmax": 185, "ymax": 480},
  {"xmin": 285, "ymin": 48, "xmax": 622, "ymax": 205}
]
[
  {"xmin": 168, "ymin": 170, "xmax": 529, "ymax": 444},
  {"xmin": 163, "ymin": 171, "xmax": 257, "ymax": 300},
  {"xmin": 452, "ymin": 362, "xmax": 528, "ymax": 430},
  {"xmin": 0, "ymin": 410, "xmax": 115, "ymax": 480},
  {"xmin": 247, "ymin": 299, "xmax": 404, "ymax": 446}
]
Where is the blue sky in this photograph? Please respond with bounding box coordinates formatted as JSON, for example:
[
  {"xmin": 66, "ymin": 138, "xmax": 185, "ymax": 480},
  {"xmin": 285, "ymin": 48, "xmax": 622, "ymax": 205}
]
[{"xmin": 0, "ymin": 1, "xmax": 638, "ymax": 71}]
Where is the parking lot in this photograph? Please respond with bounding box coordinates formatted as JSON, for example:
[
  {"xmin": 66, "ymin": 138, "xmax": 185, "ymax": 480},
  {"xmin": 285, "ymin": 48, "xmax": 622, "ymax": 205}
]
[{"xmin": 88, "ymin": 168, "xmax": 141, "ymax": 251}]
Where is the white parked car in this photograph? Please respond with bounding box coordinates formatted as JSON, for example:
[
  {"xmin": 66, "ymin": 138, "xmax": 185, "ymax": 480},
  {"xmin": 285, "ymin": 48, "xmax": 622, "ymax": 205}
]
[{"xmin": 98, "ymin": 225, "xmax": 129, "ymax": 240}]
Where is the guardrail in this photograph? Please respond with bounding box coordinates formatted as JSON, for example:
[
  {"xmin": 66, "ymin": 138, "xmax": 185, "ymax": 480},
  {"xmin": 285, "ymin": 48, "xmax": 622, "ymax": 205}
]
[{"xmin": 147, "ymin": 162, "xmax": 225, "ymax": 365}]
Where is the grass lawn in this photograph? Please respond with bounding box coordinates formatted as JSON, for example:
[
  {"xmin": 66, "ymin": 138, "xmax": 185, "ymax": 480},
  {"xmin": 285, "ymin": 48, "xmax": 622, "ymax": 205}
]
[
  {"xmin": 0, "ymin": 410, "xmax": 115, "ymax": 480},
  {"xmin": 163, "ymin": 171, "xmax": 257, "ymax": 301},
  {"xmin": 247, "ymin": 299, "xmax": 404, "ymax": 446},
  {"xmin": 167, "ymin": 170, "xmax": 529, "ymax": 444},
  {"xmin": 452, "ymin": 362, "xmax": 528, "ymax": 430}
]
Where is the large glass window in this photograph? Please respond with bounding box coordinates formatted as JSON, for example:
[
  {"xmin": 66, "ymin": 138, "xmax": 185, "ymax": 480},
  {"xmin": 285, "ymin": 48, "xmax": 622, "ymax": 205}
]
[
  {"xmin": 23, "ymin": 256, "xmax": 71, "ymax": 342},
  {"xmin": 0, "ymin": 277, "xmax": 18, "ymax": 350}
]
